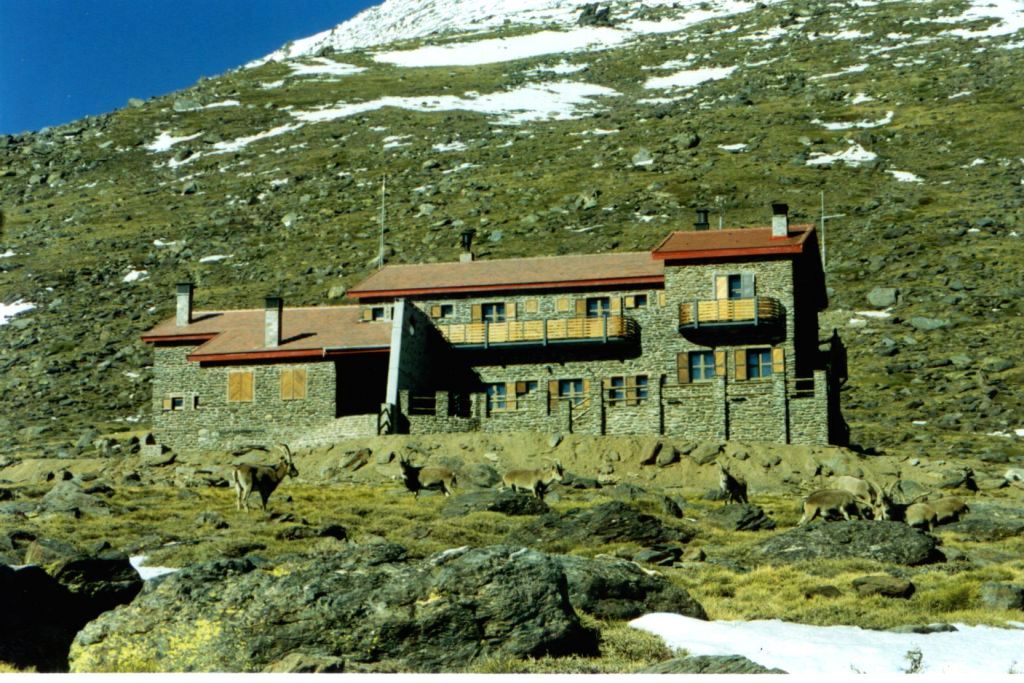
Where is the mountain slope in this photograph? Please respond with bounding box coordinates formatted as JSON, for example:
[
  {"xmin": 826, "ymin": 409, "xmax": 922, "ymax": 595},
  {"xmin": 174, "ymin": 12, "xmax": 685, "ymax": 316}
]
[{"xmin": 1, "ymin": 0, "xmax": 1022, "ymax": 459}]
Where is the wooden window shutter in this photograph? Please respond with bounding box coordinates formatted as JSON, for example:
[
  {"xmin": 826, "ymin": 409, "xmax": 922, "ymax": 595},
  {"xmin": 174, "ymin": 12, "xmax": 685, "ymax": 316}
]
[
  {"xmin": 361, "ymin": 308, "xmax": 373, "ymax": 322},
  {"xmin": 610, "ymin": 297, "xmax": 622, "ymax": 314},
  {"xmin": 772, "ymin": 347, "xmax": 785, "ymax": 374},
  {"xmin": 430, "ymin": 305, "xmax": 442, "ymax": 318},
  {"xmin": 293, "ymin": 368, "xmax": 307, "ymax": 399},
  {"xmin": 548, "ymin": 380, "xmax": 559, "ymax": 412},
  {"xmin": 471, "ymin": 304, "xmax": 483, "ymax": 322},
  {"xmin": 581, "ymin": 379, "xmax": 591, "ymax": 409},
  {"xmin": 741, "ymin": 273, "xmax": 755, "ymax": 298},
  {"xmin": 506, "ymin": 382, "xmax": 517, "ymax": 410},
  {"xmin": 602, "ymin": 377, "xmax": 612, "ymax": 396},
  {"xmin": 506, "ymin": 302, "xmax": 517, "ymax": 320},
  {"xmin": 525, "ymin": 298, "xmax": 539, "ymax": 314},
  {"xmin": 515, "ymin": 381, "xmax": 527, "ymax": 394},
  {"xmin": 658, "ymin": 291, "xmax": 666, "ymax": 306},
  {"xmin": 241, "ymin": 371, "xmax": 254, "ymax": 402},
  {"xmin": 626, "ymin": 376, "xmax": 639, "ymax": 406},
  {"xmin": 715, "ymin": 274, "xmax": 729, "ymax": 300},
  {"xmin": 162, "ymin": 397, "xmax": 173, "ymax": 411},
  {"xmin": 714, "ymin": 350, "xmax": 727, "ymax": 377},
  {"xmin": 734, "ymin": 350, "xmax": 748, "ymax": 380},
  {"xmin": 677, "ymin": 353, "xmax": 690, "ymax": 384},
  {"xmin": 624, "ymin": 295, "xmax": 636, "ymax": 309},
  {"xmin": 556, "ymin": 297, "xmax": 570, "ymax": 313},
  {"xmin": 280, "ymin": 369, "xmax": 293, "ymax": 400},
  {"xmin": 228, "ymin": 372, "xmax": 241, "ymax": 402},
  {"xmin": 575, "ymin": 298, "xmax": 587, "ymax": 316}
]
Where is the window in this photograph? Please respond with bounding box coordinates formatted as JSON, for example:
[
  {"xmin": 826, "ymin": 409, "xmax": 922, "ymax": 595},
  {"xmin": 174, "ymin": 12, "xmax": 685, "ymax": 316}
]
[
  {"xmin": 227, "ymin": 370, "xmax": 254, "ymax": 402},
  {"xmin": 430, "ymin": 304, "xmax": 454, "ymax": 319},
  {"xmin": 585, "ymin": 297, "xmax": 611, "ymax": 318},
  {"xmin": 519, "ymin": 380, "xmax": 538, "ymax": 396},
  {"xmin": 559, "ymin": 378, "xmax": 586, "ymax": 406},
  {"xmin": 162, "ymin": 395, "xmax": 186, "ymax": 411},
  {"xmin": 371, "ymin": 306, "xmax": 388, "ymax": 321},
  {"xmin": 486, "ymin": 383, "xmax": 508, "ymax": 411},
  {"xmin": 624, "ymin": 294, "xmax": 648, "ymax": 309},
  {"xmin": 481, "ymin": 302, "xmax": 506, "ymax": 323},
  {"xmin": 280, "ymin": 368, "xmax": 307, "ymax": 401},
  {"xmin": 689, "ymin": 351, "xmax": 716, "ymax": 382},
  {"xmin": 607, "ymin": 375, "xmax": 649, "ymax": 406},
  {"xmin": 746, "ymin": 348, "xmax": 773, "ymax": 379},
  {"xmin": 716, "ymin": 273, "xmax": 754, "ymax": 300}
]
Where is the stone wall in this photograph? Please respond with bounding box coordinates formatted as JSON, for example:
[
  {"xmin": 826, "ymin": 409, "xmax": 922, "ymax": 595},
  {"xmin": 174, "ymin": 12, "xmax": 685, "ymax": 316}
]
[{"xmin": 151, "ymin": 346, "xmax": 376, "ymax": 452}]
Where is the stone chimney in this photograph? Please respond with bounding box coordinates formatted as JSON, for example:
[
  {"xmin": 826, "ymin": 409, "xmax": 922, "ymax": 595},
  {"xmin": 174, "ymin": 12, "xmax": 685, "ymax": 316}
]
[
  {"xmin": 694, "ymin": 208, "xmax": 710, "ymax": 231},
  {"xmin": 265, "ymin": 296, "xmax": 282, "ymax": 348},
  {"xmin": 771, "ymin": 202, "xmax": 789, "ymax": 238},
  {"xmin": 460, "ymin": 228, "xmax": 476, "ymax": 262},
  {"xmin": 176, "ymin": 283, "xmax": 194, "ymax": 327}
]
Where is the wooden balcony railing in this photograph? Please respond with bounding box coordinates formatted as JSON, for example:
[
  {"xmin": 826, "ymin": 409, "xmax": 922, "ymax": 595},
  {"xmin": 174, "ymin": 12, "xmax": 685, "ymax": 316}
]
[
  {"xmin": 438, "ymin": 315, "xmax": 638, "ymax": 348},
  {"xmin": 679, "ymin": 297, "xmax": 784, "ymax": 329}
]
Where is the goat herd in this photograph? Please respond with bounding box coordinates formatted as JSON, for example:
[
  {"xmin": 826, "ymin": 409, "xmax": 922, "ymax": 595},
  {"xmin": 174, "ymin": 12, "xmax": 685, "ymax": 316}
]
[
  {"xmin": 229, "ymin": 444, "xmax": 969, "ymax": 532},
  {"xmin": 719, "ymin": 462, "xmax": 971, "ymax": 530}
]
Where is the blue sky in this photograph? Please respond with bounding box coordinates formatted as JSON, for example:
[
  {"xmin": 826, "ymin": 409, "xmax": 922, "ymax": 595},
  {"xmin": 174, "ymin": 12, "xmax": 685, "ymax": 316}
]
[{"xmin": 0, "ymin": 0, "xmax": 379, "ymax": 134}]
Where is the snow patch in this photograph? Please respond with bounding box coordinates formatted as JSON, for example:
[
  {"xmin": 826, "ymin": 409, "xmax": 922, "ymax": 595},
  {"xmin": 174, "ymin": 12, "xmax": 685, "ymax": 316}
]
[
  {"xmin": 0, "ymin": 249, "xmax": 15, "ymax": 258},
  {"xmin": 886, "ymin": 169, "xmax": 923, "ymax": 183},
  {"xmin": 810, "ymin": 63, "xmax": 870, "ymax": 80},
  {"xmin": 718, "ymin": 143, "xmax": 748, "ymax": 152},
  {"xmin": 432, "ymin": 141, "xmax": 468, "ymax": 152},
  {"xmin": 812, "ymin": 111, "xmax": 893, "ymax": 130},
  {"xmin": 212, "ymin": 123, "xmax": 303, "ymax": 154},
  {"xmin": 631, "ymin": 613, "xmax": 1024, "ymax": 674},
  {"xmin": 199, "ymin": 254, "xmax": 232, "ymax": 263},
  {"xmin": 286, "ymin": 57, "xmax": 366, "ymax": 77},
  {"xmin": 146, "ymin": 131, "xmax": 202, "ymax": 153},
  {"xmin": 0, "ymin": 300, "xmax": 34, "ymax": 325},
  {"xmin": 129, "ymin": 555, "xmax": 179, "ymax": 581},
  {"xmin": 122, "ymin": 270, "xmax": 149, "ymax": 283},
  {"xmin": 806, "ymin": 142, "xmax": 878, "ymax": 167},
  {"xmin": 291, "ymin": 81, "xmax": 619, "ymax": 126},
  {"xmin": 644, "ymin": 66, "xmax": 736, "ymax": 90}
]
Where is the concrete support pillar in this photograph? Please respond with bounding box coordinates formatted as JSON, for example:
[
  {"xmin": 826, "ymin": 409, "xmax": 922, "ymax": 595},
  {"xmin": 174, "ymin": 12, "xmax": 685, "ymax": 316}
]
[
  {"xmin": 176, "ymin": 283, "xmax": 193, "ymax": 327},
  {"xmin": 264, "ymin": 296, "xmax": 282, "ymax": 348}
]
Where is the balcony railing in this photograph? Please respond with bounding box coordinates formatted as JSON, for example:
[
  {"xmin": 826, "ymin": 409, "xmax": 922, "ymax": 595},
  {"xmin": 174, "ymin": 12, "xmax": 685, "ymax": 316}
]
[
  {"xmin": 438, "ymin": 315, "xmax": 638, "ymax": 348},
  {"xmin": 679, "ymin": 296, "xmax": 784, "ymax": 329}
]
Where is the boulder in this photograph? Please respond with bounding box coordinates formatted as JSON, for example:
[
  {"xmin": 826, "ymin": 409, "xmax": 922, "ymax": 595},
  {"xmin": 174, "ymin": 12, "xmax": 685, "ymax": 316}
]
[
  {"xmin": 263, "ymin": 652, "xmax": 346, "ymax": 673},
  {"xmin": 852, "ymin": 574, "xmax": 915, "ymax": 599},
  {"xmin": 753, "ymin": 521, "xmax": 941, "ymax": 565},
  {"xmin": 690, "ymin": 443, "xmax": 723, "ymax": 465},
  {"xmin": 0, "ymin": 551, "xmax": 142, "ymax": 672},
  {"xmin": 506, "ymin": 502, "xmax": 695, "ymax": 549},
  {"xmin": 555, "ymin": 554, "xmax": 706, "ymax": 621},
  {"xmin": 643, "ymin": 655, "xmax": 785, "ymax": 674},
  {"xmin": 460, "ymin": 462, "xmax": 501, "ymax": 488},
  {"xmin": 38, "ymin": 480, "xmax": 113, "ymax": 516},
  {"xmin": 867, "ymin": 287, "xmax": 899, "ymax": 307},
  {"xmin": 70, "ymin": 544, "xmax": 598, "ymax": 673},
  {"xmin": 979, "ymin": 582, "xmax": 1024, "ymax": 610},
  {"xmin": 704, "ymin": 504, "xmax": 776, "ymax": 531},
  {"xmin": 442, "ymin": 490, "xmax": 550, "ymax": 517}
]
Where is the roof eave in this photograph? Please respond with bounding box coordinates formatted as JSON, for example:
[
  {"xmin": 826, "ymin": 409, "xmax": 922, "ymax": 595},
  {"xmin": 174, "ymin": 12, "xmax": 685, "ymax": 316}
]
[
  {"xmin": 652, "ymin": 244, "xmax": 805, "ymax": 262},
  {"xmin": 348, "ymin": 275, "xmax": 665, "ymax": 300}
]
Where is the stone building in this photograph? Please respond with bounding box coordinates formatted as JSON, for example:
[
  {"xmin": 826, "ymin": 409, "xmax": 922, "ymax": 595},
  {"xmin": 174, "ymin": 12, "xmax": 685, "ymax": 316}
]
[{"xmin": 142, "ymin": 204, "xmax": 847, "ymax": 452}]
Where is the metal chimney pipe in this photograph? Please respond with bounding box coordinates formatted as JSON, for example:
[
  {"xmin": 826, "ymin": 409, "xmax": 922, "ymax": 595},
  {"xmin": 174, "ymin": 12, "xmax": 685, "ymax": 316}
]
[
  {"xmin": 460, "ymin": 228, "xmax": 476, "ymax": 262},
  {"xmin": 265, "ymin": 296, "xmax": 282, "ymax": 348},
  {"xmin": 176, "ymin": 283, "xmax": 194, "ymax": 327}
]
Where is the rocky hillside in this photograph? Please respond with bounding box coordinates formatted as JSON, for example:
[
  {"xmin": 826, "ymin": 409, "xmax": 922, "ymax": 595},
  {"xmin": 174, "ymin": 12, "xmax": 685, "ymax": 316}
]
[{"xmin": 1, "ymin": 0, "xmax": 1022, "ymax": 458}]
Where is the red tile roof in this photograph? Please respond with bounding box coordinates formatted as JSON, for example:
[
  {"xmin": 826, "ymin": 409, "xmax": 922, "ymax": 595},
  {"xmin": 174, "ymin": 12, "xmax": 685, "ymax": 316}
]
[
  {"xmin": 651, "ymin": 225, "xmax": 815, "ymax": 261},
  {"xmin": 348, "ymin": 251, "xmax": 664, "ymax": 299},
  {"xmin": 141, "ymin": 306, "xmax": 391, "ymax": 361}
]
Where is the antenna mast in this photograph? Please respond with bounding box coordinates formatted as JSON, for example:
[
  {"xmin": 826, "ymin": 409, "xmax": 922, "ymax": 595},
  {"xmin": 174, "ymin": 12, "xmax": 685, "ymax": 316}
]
[
  {"xmin": 819, "ymin": 191, "xmax": 845, "ymax": 271},
  {"xmin": 378, "ymin": 174, "xmax": 387, "ymax": 270}
]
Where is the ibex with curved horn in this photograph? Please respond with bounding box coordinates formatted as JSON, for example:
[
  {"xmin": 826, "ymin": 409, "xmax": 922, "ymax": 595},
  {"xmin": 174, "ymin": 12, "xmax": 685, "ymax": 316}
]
[{"xmin": 232, "ymin": 443, "xmax": 298, "ymax": 511}]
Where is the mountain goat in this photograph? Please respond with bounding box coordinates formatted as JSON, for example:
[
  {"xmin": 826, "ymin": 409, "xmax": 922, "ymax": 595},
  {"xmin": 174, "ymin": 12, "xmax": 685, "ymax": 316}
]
[
  {"xmin": 905, "ymin": 496, "xmax": 969, "ymax": 531},
  {"xmin": 398, "ymin": 457, "xmax": 457, "ymax": 498},
  {"xmin": 231, "ymin": 443, "xmax": 298, "ymax": 512},
  {"xmin": 833, "ymin": 475, "xmax": 897, "ymax": 520},
  {"xmin": 717, "ymin": 462, "xmax": 749, "ymax": 505},
  {"xmin": 798, "ymin": 489, "xmax": 870, "ymax": 525},
  {"xmin": 501, "ymin": 460, "xmax": 564, "ymax": 500}
]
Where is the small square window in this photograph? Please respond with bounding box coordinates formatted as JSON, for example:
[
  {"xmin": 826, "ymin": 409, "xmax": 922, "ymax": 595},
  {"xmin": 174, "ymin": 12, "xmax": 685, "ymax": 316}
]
[
  {"xmin": 559, "ymin": 378, "xmax": 586, "ymax": 406},
  {"xmin": 438, "ymin": 304, "xmax": 453, "ymax": 319},
  {"xmin": 586, "ymin": 297, "xmax": 611, "ymax": 318},
  {"xmin": 170, "ymin": 396, "xmax": 185, "ymax": 411},
  {"xmin": 609, "ymin": 376, "xmax": 626, "ymax": 403},
  {"xmin": 633, "ymin": 294, "xmax": 647, "ymax": 308},
  {"xmin": 371, "ymin": 306, "xmax": 388, "ymax": 321},
  {"xmin": 689, "ymin": 351, "xmax": 716, "ymax": 382},
  {"xmin": 481, "ymin": 302, "xmax": 506, "ymax": 323},
  {"xmin": 747, "ymin": 348, "xmax": 773, "ymax": 379},
  {"xmin": 486, "ymin": 383, "xmax": 508, "ymax": 411}
]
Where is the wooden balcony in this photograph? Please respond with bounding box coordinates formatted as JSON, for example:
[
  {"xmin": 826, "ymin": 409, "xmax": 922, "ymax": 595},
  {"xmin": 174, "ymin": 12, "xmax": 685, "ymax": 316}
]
[
  {"xmin": 438, "ymin": 315, "xmax": 638, "ymax": 348},
  {"xmin": 679, "ymin": 297, "xmax": 784, "ymax": 330}
]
